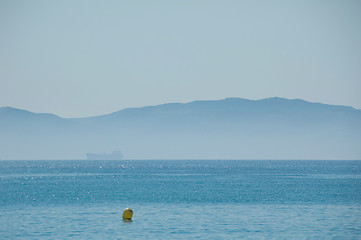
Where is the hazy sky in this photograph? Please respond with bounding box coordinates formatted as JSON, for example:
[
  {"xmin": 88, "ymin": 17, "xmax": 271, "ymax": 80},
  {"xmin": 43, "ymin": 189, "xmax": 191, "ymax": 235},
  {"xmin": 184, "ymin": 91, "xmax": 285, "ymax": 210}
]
[{"xmin": 1, "ymin": 0, "xmax": 360, "ymax": 117}]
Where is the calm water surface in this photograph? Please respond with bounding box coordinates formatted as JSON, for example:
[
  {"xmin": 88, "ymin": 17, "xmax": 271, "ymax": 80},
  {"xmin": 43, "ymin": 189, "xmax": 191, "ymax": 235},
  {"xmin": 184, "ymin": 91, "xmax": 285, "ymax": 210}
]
[{"xmin": 1, "ymin": 160, "xmax": 360, "ymax": 239}]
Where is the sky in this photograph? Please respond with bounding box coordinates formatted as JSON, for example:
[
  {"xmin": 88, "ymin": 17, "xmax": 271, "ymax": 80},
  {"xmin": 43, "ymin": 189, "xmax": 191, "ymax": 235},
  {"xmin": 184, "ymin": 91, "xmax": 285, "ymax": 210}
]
[{"xmin": 1, "ymin": 0, "xmax": 360, "ymax": 118}]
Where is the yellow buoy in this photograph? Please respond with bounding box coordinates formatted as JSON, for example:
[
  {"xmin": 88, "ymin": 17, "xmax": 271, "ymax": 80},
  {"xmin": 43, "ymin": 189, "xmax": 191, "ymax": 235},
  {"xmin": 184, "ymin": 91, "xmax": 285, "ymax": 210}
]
[{"xmin": 122, "ymin": 208, "xmax": 133, "ymax": 221}]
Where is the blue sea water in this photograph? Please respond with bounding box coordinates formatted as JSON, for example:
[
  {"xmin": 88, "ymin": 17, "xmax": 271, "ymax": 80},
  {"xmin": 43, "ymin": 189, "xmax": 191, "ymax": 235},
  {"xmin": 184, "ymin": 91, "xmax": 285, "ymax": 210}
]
[{"xmin": 1, "ymin": 160, "xmax": 360, "ymax": 239}]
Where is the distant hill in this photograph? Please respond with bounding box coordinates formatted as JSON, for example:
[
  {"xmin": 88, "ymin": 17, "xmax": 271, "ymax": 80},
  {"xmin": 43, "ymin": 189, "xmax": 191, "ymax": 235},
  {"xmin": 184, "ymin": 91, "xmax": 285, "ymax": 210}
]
[{"xmin": 1, "ymin": 98, "xmax": 361, "ymax": 160}]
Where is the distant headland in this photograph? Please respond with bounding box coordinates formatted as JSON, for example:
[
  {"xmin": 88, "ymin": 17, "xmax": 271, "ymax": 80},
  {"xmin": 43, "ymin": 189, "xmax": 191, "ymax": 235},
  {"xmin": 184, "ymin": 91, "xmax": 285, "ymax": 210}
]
[{"xmin": 1, "ymin": 97, "xmax": 361, "ymax": 160}]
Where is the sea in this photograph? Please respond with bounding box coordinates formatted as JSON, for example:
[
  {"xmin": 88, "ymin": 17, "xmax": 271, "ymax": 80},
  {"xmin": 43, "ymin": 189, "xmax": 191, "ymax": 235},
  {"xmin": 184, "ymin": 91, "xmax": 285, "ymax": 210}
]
[{"xmin": 1, "ymin": 160, "xmax": 360, "ymax": 239}]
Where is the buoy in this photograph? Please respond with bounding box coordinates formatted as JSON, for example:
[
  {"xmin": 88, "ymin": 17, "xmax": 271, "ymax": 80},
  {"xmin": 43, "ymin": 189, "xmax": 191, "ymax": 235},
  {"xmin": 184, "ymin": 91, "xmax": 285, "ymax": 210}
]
[{"xmin": 122, "ymin": 208, "xmax": 133, "ymax": 221}]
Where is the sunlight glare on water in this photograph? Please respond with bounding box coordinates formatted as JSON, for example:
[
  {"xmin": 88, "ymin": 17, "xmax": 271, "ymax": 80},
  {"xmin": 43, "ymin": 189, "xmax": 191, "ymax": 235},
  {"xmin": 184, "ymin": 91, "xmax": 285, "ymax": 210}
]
[{"xmin": 1, "ymin": 160, "xmax": 360, "ymax": 239}]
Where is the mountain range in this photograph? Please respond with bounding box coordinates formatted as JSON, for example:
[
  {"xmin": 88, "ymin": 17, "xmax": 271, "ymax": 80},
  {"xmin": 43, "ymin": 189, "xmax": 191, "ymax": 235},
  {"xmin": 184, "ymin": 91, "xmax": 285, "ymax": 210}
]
[{"xmin": 1, "ymin": 97, "xmax": 360, "ymax": 160}]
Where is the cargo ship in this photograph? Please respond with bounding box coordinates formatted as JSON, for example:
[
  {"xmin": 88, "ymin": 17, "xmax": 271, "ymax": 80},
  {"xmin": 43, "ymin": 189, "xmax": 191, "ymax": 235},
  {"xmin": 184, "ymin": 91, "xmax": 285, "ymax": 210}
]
[{"xmin": 86, "ymin": 150, "xmax": 123, "ymax": 160}]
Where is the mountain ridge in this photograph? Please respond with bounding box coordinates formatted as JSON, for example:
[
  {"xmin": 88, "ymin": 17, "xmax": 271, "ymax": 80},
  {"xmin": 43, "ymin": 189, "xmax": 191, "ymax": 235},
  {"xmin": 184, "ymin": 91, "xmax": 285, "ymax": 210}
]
[
  {"xmin": 1, "ymin": 97, "xmax": 360, "ymax": 120},
  {"xmin": 84, "ymin": 97, "xmax": 361, "ymax": 120},
  {"xmin": 1, "ymin": 97, "xmax": 360, "ymax": 160}
]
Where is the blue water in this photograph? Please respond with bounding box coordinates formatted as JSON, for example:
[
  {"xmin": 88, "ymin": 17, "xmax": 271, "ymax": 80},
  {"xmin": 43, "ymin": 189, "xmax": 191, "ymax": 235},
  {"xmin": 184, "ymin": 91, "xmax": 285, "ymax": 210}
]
[{"xmin": 1, "ymin": 160, "xmax": 360, "ymax": 239}]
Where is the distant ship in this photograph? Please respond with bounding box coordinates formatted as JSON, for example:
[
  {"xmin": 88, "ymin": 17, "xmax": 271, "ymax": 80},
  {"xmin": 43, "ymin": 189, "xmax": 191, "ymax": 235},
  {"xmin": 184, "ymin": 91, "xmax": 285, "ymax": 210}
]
[{"xmin": 86, "ymin": 150, "xmax": 123, "ymax": 160}]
